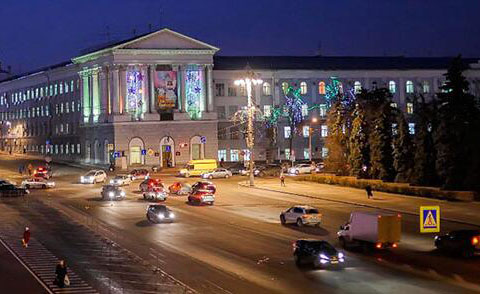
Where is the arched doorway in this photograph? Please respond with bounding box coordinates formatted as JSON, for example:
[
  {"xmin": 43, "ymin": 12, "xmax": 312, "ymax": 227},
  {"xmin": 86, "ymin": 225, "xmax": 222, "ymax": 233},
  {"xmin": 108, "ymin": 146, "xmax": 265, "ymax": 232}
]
[
  {"xmin": 160, "ymin": 136, "xmax": 175, "ymax": 167},
  {"xmin": 129, "ymin": 137, "xmax": 145, "ymax": 165},
  {"xmin": 190, "ymin": 135, "xmax": 204, "ymax": 160}
]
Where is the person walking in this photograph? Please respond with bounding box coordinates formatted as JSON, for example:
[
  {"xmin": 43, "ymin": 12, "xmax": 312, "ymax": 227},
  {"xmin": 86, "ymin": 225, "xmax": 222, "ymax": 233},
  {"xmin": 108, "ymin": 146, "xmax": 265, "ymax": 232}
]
[
  {"xmin": 27, "ymin": 163, "xmax": 33, "ymax": 176},
  {"xmin": 280, "ymin": 170, "xmax": 286, "ymax": 187},
  {"xmin": 55, "ymin": 260, "xmax": 68, "ymax": 288},
  {"xmin": 365, "ymin": 185, "xmax": 373, "ymax": 199},
  {"xmin": 22, "ymin": 227, "xmax": 30, "ymax": 248}
]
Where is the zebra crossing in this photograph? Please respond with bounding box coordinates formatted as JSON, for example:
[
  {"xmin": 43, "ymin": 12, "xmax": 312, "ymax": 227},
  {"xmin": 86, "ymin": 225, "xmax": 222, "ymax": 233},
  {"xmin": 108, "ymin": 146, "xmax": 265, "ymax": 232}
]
[{"xmin": 0, "ymin": 228, "xmax": 99, "ymax": 294}]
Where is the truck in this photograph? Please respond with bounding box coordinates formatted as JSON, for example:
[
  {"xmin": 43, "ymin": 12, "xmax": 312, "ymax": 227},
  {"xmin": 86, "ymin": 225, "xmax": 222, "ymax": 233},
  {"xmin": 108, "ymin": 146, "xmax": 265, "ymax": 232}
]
[
  {"xmin": 337, "ymin": 211, "xmax": 401, "ymax": 250},
  {"xmin": 179, "ymin": 159, "xmax": 217, "ymax": 178}
]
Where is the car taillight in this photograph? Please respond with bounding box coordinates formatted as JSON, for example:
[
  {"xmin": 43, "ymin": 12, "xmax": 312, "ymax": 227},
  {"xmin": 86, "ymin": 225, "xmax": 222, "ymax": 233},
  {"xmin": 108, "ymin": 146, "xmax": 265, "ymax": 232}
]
[
  {"xmin": 301, "ymin": 215, "xmax": 308, "ymax": 218},
  {"xmin": 392, "ymin": 243, "xmax": 398, "ymax": 248},
  {"xmin": 472, "ymin": 236, "xmax": 479, "ymax": 246},
  {"xmin": 375, "ymin": 243, "xmax": 382, "ymax": 249},
  {"xmin": 292, "ymin": 242, "xmax": 297, "ymax": 251}
]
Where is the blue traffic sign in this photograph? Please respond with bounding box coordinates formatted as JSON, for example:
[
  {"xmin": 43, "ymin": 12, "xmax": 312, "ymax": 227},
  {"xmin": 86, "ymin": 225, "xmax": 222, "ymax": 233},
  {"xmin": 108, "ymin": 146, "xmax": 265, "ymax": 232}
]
[{"xmin": 201, "ymin": 136, "xmax": 207, "ymax": 144}]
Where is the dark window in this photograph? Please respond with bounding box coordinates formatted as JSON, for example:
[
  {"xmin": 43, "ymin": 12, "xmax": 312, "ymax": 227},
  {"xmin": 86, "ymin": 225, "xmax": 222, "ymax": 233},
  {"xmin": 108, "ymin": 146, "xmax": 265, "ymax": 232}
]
[
  {"xmin": 293, "ymin": 207, "xmax": 304, "ymax": 213},
  {"xmin": 228, "ymin": 87, "xmax": 237, "ymax": 96},
  {"xmin": 215, "ymin": 84, "xmax": 225, "ymax": 96}
]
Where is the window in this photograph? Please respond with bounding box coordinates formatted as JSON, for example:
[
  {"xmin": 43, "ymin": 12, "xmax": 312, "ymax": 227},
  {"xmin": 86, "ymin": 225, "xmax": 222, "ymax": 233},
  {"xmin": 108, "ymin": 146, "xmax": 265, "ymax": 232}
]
[
  {"xmin": 285, "ymin": 148, "xmax": 290, "ymax": 160},
  {"xmin": 406, "ymin": 81, "xmax": 414, "ymax": 93},
  {"xmin": 60, "ymin": 144, "xmax": 63, "ymax": 154},
  {"xmin": 217, "ymin": 106, "xmax": 226, "ymax": 119},
  {"xmin": 60, "ymin": 83, "xmax": 63, "ymax": 94},
  {"xmin": 77, "ymin": 144, "xmax": 81, "ymax": 154},
  {"xmin": 215, "ymin": 83, "xmax": 225, "ymax": 96},
  {"xmin": 319, "ymin": 104, "xmax": 327, "ymax": 117},
  {"xmin": 392, "ymin": 123, "xmax": 398, "ymax": 135},
  {"xmin": 227, "ymin": 86, "xmax": 237, "ymax": 96},
  {"xmin": 303, "ymin": 126, "xmax": 310, "ymax": 138},
  {"xmin": 304, "ymin": 148, "xmax": 310, "ymax": 160},
  {"xmin": 263, "ymin": 82, "xmax": 271, "ymax": 95},
  {"xmin": 408, "ymin": 123, "xmax": 415, "ymax": 135},
  {"xmin": 55, "ymin": 145, "xmax": 58, "ymax": 154},
  {"xmin": 65, "ymin": 143, "xmax": 69, "ymax": 154},
  {"xmin": 300, "ymin": 81, "xmax": 307, "ymax": 95},
  {"xmin": 218, "ymin": 149, "xmax": 227, "ymax": 162},
  {"xmin": 60, "ymin": 124, "xmax": 64, "ymax": 133},
  {"xmin": 230, "ymin": 149, "xmax": 239, "ymax": 162},
  {"xmin": 354, "ymin": 81, "xmax": 362, "ymax": 94},
  {"xmin": 390, "ymin": 102, "xmax": 398, "ymax": 108},
  {"xmin": 281, "ymin": 82, "xmax": 289, "ymax": 94},
  {"xmin": 71, "ymin": 144, "xmax": 75, "ymax": 154},
  {"xmin": 65, "ymin": 123, "xmax": 69, "ymax": 134},
  {"xmin": 322, "ymin": 147, "xmax": 328, "ymax": 158},
  {"xmin": 66, "ymin": 102, "xmax": 69, "ymax": 113},
  {"xmin": 263, "ymin": 105, "xmax": 272, "ymax": 118},
  {"xmin": 301, "ymin": 104, "xmax": 308, "ymax": 117},
  {"xmin": 71, "ymin": 80, "xmax": 74, "ymax": 92},
  {"xmin": 422, "ymin": 81, "xmax": 430, "ymax": 93},
  {"xmin": 65, "ymin": 82, "xmax": 69, "ymax": 93},
  {"xmin": 242, "ymin": 149, "xmax": 251, "ymax": 161},
  {"xmin": 230, "ymin": 127, "xmax": 239, "ymax": 140},
  {"xmin": 389, "ymin": 81, "xmax": 396, "ymax": 93},
  {"xmin": 71, "ymin": 101, "xmax": 75, "ymax": 112},
  {"xmin": 406, "ymin": 103, "xmax": 414, "ymax": 114},
  {"xmin": 321, "ymin": 125, "xmax": 328, "ymax": 137},
  {"xmin": 284, "ymin": 126, "xmax": 291, "ymax": 139},
  {"xmin": 239, "ymin": 84, "xmax": 246, "ymax": 96},
  {"xmin": 318, "ymin": 81, "xmax": 326, "ymax": 95},
  {"xmin": 228, "ymin": 105, "xmax": 238, "ymax": 117},
  {"xmin": 60, "ymin": 103, "xmax": 64, "ymax": 113}
]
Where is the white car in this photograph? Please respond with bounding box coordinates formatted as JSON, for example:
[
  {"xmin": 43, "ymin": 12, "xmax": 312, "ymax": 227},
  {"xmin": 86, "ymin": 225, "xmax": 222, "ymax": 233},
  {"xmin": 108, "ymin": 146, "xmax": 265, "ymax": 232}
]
[
  {"xmin": 288, "ymin": 164, "xmax": 314, "ymax": 175},
  {"xmin": 80, "ymin": 170, "xmax": 107, "ymax": 184},
  {"xmin": 21, "ymin": 177, "xmax": 55, "ymax": 189},
  {"xmin": 280, "ymin": 205, "xmax": 322, "ymax": 227},
  {"xmin": 201, "ymin": 168, "xmax": 232, "ymax": 179},
  {"xmin": 110, "ymin": 174, "xmax": 132, "ymax": 186}
]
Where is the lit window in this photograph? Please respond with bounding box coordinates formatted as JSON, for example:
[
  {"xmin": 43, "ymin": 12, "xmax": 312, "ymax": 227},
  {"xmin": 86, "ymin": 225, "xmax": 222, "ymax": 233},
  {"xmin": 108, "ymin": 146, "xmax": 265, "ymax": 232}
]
[
  {"xmin": 60, "ymin": 103, "xmax": 64, "ymax": 114},
  {"xmin": 60, "ymin": 144, "xmax": 63, "ymax": 154},
  {"xmin": 77, "ymin": 144, "xmax": 81, "ymax": 154},
  {"xmin": 321, "ymin": 125, "xmax": 328, "ymax": 137},
  {"xmin": 54, "ymin": 84, "xmax": 58, "ymax": 96},
  {"xmin": 263, "ymin": 105, "xmax": 272, "ymax": 118},
  {"xmin": 239, "ymin": 84, "xmax": 246, "ymax": 96},
  {"xmin": 230, "ymin": 149, "xmax": 239, "ymax": 162},
  {"xmin": 243, "ymin": 149, "xmax": 251, "ymax": 161},
  {"xmin": 322, "ymin": 147, "xmax": 328, "ymax": 158},
  {"xmin": 71, "ymin": 81, "xmax": 74, "ymax": 92},
  {"xmin": 71, "ymin": 101, "xmax": 75, "ymax": 112},
  {"xmin": 303, "ymin": 126, "xmax": 310, "ymax": 137},
  {"xmin": 281, "ymin": 82, "xmax": 289, "ymax": 94},
  {"xmin": 71, "ymin": 144, "xmax": 75, "ymax": 154},
  {"xmin": 66, "ymin": 102, "xmax": 69, "ymax": 113},
  {"xmin": 66, "ymin": 143, "xmax": 69, "ymax": 154},
  {"xmin": 408, "ymin": 123, "xmax": 415, "ymax": 135},
  {"xmin": 318, "ymin": 81, "xmax": 326, "ymax": 95},
  {"xmin": 263, "ymin": 82, "xmax": 271, "ymax": 96},
  {"xmin": 422, "ymin": 81, "xmax": 430, "ymax": 93},
  {"xmin": 284, "ymin": 126, "xmax": 291, "ymax": 138},
  {"xmin": 40, "ymin": 88, "xmax": 43, "ymax": 97},
  {"xmin": 390, "ymin": 102, "xmax": 398, "ymax": 108},
  {"xmin": 300, "ymin": 81, "xmax": 307, "ymax": 95},
  {"xmin": 392, "ymin": 123, "xmax": 398, "ymax": 135},
  {"xmin": 285, "ymin": 148, "xmax": 290, "ymax": 160},
  {"xmin": 338, "ymin": 82, "xmax": 344, "ymax": 93},
  {"xmin": 65, "ymin": 82, "xmax": 69, "ymax": 93},
  {"xmin": 60, "ymin": 124, "xmax": 64, "ymax": 133},
  {"xmin": 301, "ymin": 104, "xmax": 308, "ymax": 117},
  {"xmin": 304, "ymin": 148, "xmax": 310, "ymax": 160},
  {"xmin": 354, "ymin": 81, "xmax": 362, "ymax": 94},
  {"xmin": 218, "ymin": 149, "xmax": 227, "ymax": 161},
  {"xmin": 406, "ymin": 81, "xmax": 414, "ymax": 93},
  {"xmin": 55, "ymin": 145, "xmax": 59, "ymax": 154},
  {"xmin": 65, "ymin": 123, "xmax": 69, "ymax": 134},
  {"xmin": 319, "ymin": 104, "xmax": 327, "ymax": 117},
  {"xmin": 406, "ymin": 103, "xmax": 414, "ymax": 114},
  {"xmin": 389, "ymin": 81, "xmax": 396, "ymax": 93},
  {"xmin": 60, "ymin": 83, "xmax": 63, "ymax": 94}
]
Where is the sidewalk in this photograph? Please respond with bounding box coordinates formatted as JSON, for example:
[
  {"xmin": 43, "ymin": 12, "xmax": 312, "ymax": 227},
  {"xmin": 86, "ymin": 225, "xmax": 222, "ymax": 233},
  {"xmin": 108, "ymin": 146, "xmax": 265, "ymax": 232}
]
[{"xmin": 241, "ymin": 178, "xmax": 480, "ymax": 226}]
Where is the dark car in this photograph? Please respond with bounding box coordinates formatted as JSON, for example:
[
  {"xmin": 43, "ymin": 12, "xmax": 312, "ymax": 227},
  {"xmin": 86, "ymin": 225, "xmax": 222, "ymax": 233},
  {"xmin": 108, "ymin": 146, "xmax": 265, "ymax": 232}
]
[
  {"xmin": 435, "ymin": 230, "xmax": 480, "ymax": 258},
  {"xmin": 293, "ymin": 240, "xmax": 345, "ymax": 268},
  {"xmin": 139, "ymin": 178, "xmax": 163, "ymax": 192},
  {"xmin": 101, "ymin": 185, "xmax": 126, "ymax": 201},
  {"xmin": 0, "ymin": 184, "xmax": 29, "ymax": 197},
  {"xmin": 227, "ymin": 163, "xmax": 245, "ymax": 175},
  {"xmin": 130, "ymin": 169, "xmax": 150, "ymax": 181},
  {"xmin": 146, "ymin": 204, "xmax": 175, "ymax": 223}
]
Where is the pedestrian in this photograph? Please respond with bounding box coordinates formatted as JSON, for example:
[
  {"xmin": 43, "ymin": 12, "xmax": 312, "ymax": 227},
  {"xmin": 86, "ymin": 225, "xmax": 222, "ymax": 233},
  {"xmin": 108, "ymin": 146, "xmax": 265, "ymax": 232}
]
[
  {"xmin": 280, "ymin": 171, "xmax": 286, "ymax": 187},
  {"xmin": 27, "ymin": 163, "xmax": 33, "ymax": 176},
  {"xmin": 22, "ymin": 227, "xmax": 30, "ymax": 248},
  {"xmin": 18, "ymin": 165, "xmax": 23, "ymax": 175},
  {"xmin": 54, "ymin": 260, "xmax": 68, "ymax": 288},
  {"xmin": 365, "ymin": 185, "xmax": 373, "ymax": 199}
]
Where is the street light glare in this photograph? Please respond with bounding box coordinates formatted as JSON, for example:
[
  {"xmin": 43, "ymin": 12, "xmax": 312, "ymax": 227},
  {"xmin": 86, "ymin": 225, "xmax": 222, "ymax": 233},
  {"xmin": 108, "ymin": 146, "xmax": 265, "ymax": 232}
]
[{"xmin": 312, "ymin": 117, "xmax": 318, "ymax": 123}]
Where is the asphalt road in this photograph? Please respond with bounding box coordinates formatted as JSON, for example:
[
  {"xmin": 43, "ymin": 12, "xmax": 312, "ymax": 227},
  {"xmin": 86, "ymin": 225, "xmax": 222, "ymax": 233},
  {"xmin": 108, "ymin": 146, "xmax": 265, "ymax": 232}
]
[{"xmin": 0, "ymin": 156, "xmax": 479, "ymax": 294}]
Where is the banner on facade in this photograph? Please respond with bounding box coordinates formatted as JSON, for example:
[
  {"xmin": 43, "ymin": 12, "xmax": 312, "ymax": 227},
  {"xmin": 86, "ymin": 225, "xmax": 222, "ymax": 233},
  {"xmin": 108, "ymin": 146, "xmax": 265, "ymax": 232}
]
[{"xmin": 154, "ymin": 69, "xmax": 177, "ymax": 110}]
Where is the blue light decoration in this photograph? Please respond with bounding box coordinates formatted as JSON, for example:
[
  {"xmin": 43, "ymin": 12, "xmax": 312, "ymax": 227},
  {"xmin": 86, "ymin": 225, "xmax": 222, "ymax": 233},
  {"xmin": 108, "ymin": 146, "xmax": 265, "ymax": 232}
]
[
  {"xmin": 185, "ymin": 66, "xmax": 203, "ymax": 120},
  {"xmin": 126, "ymin": 69, "xmax": 144, "ymax": 119}
]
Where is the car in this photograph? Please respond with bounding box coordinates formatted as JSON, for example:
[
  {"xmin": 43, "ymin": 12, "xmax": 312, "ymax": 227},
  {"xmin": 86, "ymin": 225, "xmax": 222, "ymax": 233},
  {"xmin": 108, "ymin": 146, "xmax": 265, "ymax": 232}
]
[
  {"xmin": 34, "ymin": 166, "xmax": 52, "ymax": 179},
  {"xmin": 293, "ymin": 240, "xmax": 345, "ymax": 268},
  {"xmin": 143, "ymin": 187, "xmax": 168, "ymax": 201},
  {"xmin": 0, "ymin": 184, "xmax": 29, "ymax": 197},
  {"xmin": 146, "ymin": 204, "xmax": 175, "ymax": 223},
  {"xmin": 109, "ymin": 174, "xmax": 133, "ymax": 186},
  {"xmin": 139, "ymin": 178, "xmax": 163, "ymax": 192},
  {"xmin": 130, "ymin": 169, "xmax": 150, "ymax": 181},
  {"xmin": 188, "ymin": 181, "xmax": 216, "ymax": 205},
  {"xmin": 239, "ymin": 165, "xmax": 264, "ymax": 177},
  {"xmin": 227, "ymin": 163, "xmax": 245, "ymax": 175},
  {"xmin": 0, "ymin": 179, "xmax": 16, "ymax": 186},
  {"xmin": 435, "ymin": 230, "xmax": 480, "ymax": 258},
  {"xmin": 21, "ymin": 177, "xmax": 55, "ymax": 189},
  {"xmin": 280, "ymin": 205, "xmax": 322, "ymax": 227},
  {"xmin": 80, "ymin": 170, "xmax": 107, "ymax": 184},
  {"xmin": 201, "ymin": 168, "xmax": 232, "ymax": 179},
  {"xmin": 288, "ymin": 164, "xmax": 315, "ymax": 175},
  {"xmin": 101, "ymin": 185, "xmax": 126, "ymax": 200},
  {"xmin": 314, "ymin": 162, "xmax": 325, "ymax": 173},
  {"xmin": 168, "ymin": 182, "xmax": 192, "ymax": 195}
]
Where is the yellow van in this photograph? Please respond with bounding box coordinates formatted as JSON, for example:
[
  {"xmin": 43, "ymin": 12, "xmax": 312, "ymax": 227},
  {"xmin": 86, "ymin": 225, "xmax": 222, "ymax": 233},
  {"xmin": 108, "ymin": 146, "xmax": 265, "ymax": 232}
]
[{"xmin": 179, "ymin": 159, "xmax": 217, "ymax": 177}]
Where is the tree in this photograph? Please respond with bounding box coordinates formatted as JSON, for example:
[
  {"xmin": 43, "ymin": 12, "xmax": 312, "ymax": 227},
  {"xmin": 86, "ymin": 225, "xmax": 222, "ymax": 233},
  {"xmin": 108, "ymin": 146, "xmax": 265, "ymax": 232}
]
[
  {"xmin": 348, "ymin": 104, "xmax": 369, "ymax": 177},
  {"xmin": 434, "ymin": 56, "xmax": 480, "ymax": 190},
  {"xmin": 325, "ymin": 101, "xmax": 348, "ymax": 175},
  {"xmin": 392, "ymin": 112, "xmax": 413, "ymax": 182}
]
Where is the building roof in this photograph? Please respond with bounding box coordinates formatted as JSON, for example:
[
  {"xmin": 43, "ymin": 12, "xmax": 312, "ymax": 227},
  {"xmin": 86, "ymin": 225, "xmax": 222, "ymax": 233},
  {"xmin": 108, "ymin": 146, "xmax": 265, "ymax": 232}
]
[
  {"xmin": 213, "ymin": 56, "xmax": 480, "ymax": 71},
  {"xmin": 0, "ymin": 60, "xmax": 72, "ymax": 83}
]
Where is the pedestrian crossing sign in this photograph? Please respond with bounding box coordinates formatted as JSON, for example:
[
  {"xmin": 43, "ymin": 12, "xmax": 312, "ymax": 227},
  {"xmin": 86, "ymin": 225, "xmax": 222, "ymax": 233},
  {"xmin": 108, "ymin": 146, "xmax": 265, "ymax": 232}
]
[{"xmin": 420, "ymin": 206, "xmax": 440, "ymax": 233}]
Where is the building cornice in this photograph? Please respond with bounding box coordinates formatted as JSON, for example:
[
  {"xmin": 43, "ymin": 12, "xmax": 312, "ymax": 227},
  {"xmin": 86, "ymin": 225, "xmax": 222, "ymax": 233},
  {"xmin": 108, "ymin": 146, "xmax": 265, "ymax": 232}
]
[{"xmin": 114, "ymin": 48, "xmax": 218, "ymax": 56}]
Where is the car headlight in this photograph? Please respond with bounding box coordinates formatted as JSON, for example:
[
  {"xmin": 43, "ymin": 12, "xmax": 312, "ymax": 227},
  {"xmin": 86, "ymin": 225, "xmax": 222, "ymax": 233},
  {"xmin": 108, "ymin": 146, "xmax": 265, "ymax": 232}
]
[
  {"xmin": 110, "ymin": 180, "xmax": 114, "ymax": 184},
  {"xmin": 108, "ymin": 192, "xmax": 114, "ymax": 198},
  {"xmin": 158, "ymin": 213, "xmax": 165, "ymax": 219},
  {"xmin": 169, "ymin": 212, "xmax": 175, "ymax": 218},
  {"xmin": 80, "ymin": 176, "xmax": 84, "ymax": 181},
  {"xmin": 338, "ymin": 252, "xmax": 344, "ymax": 259},
  {"xmin": 320, "ymin": 254, "xmax": 329, "ymax": 260},
  {"xmin": 320, "ymin": 259, "xmax": 329, "ymax": 264},
  {"xmin": 120, "ymin": 191, "xmax": 126, "ymax": 196}
]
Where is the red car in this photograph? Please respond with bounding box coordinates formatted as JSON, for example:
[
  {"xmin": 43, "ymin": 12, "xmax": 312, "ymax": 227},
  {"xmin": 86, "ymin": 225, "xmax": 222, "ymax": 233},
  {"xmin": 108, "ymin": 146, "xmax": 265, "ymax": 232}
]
[
  {"xmin": 187, "ymin": 181, "xmax": 216, "ymax": 205},
  {"xmin": 168, "ymin": 182, "xmax": 192, "ymax": 195},
  {"xmin": 139, "ymin": 178, "xmax": 163, "ymax": 192},
  {"xmin": 34, "ymin": 166, "xmax": 51, "ymax": 179}
]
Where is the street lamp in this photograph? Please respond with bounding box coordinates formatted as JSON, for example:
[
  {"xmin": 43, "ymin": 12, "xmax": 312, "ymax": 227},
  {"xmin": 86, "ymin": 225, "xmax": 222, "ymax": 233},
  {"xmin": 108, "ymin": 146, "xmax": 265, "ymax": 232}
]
[
  {"xmin": 234, "ymin": 71, "xmax": 262, "ymax": 187},
  {"xmin": 309, "ymin": 117, "xmax": 318, "ymax": 162}
]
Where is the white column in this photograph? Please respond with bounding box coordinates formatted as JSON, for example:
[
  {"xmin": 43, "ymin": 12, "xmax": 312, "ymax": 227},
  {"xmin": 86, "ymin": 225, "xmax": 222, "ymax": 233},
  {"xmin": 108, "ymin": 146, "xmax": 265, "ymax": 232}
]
[
  {"xmin": 111, "ymin": 67, "xmax": 119, "ymax": 115},
  {"xmin": 119, "ymin": 66, "xmax": 126, "ymax": 114},
  {"xmin": 100, "ymin": 69, "xmax": 108, "ymax": 116},
  {"xmin": 206, "ymin": 64, "xmax": 214, "ymax": 112}
]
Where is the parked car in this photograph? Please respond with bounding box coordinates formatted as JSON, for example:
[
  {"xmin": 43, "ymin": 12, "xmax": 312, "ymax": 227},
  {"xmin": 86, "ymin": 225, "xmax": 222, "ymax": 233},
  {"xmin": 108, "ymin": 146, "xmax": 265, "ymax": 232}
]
[
  {"xmin": 227, "ymin": 163, "xmax": 245, "ymax": 175},
  {"xmin": 280, "ymin": 205, "xmax": 322, "ymax": 227},
  {"xmin": 201, "ymin": 168, "xmax": 232, "ymax": 179},
  {"xmin": 0, "ymin": 184, "xmax": 29, "ymax": 197},
  {"xmin": 143, "ymin": 187, "xmax": 168, "ymax": 201},
  {"xmin": 21, "ymin": 177, "xmax": 55, "ymax": 189},
  {"xmin": 101, "ymin": 185, "xmax": 126, "ymax": 200},
  {"xmin": 188, "ymin": 181, "xmax": 216, "ymax": 205},
  {"xmin": 435, "ymin": 230, "xmax": 480, "ymax": 258},
  {"xmin": 168, "ymin": 182, "xmax": 192, "ymax": 195},
  {"xmin": 146, "ymin": 204, "xmax": 175, "ymax": 223},
  {"xmin": 130, "ymin": 169, "xmax": 150, "ymax": 180},
  {"xmin": 80, "ymin": 170, "xmax": 107, "ymax": 184},
  {"xmin": 293, "ymin": 240, "xmax": 345, "ymax": 268},
  {"xmin": 109, "ymin": 174, "xmax": 133, "ymax": 186},
  {"xmin": 139, "ymin": 178, "xmax": 163, "ymax": 192},
  {"xmin": 33, "ymin": 166, "xmax": 52, "ymax": 179},
  {"xmin": 288, "ymin": 164, "xmax": 315, "ymax": 175},
  {"xmin": 314, "ymin": 162, "xmax": 325, "ymax": 173}
]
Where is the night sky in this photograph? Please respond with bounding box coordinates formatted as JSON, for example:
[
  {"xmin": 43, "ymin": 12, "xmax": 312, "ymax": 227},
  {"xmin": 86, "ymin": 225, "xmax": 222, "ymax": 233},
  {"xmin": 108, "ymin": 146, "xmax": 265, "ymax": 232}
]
[{"xmin": 1, "ymin": 0, "xmax": 479, "ymax": 75}]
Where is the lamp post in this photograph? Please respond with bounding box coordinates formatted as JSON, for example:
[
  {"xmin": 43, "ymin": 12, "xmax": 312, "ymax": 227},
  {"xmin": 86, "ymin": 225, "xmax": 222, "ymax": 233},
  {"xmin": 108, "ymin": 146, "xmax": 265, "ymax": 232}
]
[
  {"xmin": 234, "ymin": 71, "xmax": 262, "ymax": 187},
  {"xmin": 309, "ymin": 117, "xmax": 318, "ymax": 162}
]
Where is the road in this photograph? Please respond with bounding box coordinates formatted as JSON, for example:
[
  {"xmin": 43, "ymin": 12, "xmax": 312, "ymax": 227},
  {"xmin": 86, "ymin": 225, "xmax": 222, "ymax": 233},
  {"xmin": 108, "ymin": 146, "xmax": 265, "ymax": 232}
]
[{"xmin": 0, "ymin": 156, "xmax": 479, "ymax": 293}]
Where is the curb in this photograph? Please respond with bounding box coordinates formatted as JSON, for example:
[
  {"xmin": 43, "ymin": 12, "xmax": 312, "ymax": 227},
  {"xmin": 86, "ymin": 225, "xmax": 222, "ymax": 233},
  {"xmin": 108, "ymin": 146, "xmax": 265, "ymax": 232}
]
[{"xmin": 238, "ymin": 183, "xmax": 480, "ymax": 227}]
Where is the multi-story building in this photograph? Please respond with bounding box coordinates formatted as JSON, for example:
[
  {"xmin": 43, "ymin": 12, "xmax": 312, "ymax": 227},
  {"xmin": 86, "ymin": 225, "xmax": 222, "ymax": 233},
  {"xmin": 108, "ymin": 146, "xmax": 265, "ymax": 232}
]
[{"xmin": 1, "ymin": 29, "xmax": 479, "ymax": 168}]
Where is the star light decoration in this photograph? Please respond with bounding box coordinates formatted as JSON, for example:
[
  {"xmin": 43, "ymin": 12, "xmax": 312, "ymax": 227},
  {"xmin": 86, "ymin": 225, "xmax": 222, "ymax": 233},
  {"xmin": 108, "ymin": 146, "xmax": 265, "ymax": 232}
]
[
  {"xmin": 185, "ymin": 69, "xmax": 203, "ymax": 120},
  {"xmin": 127, "ymin": 70, "xmax": 144, "ymax": 118}
]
